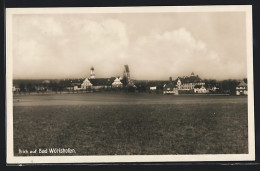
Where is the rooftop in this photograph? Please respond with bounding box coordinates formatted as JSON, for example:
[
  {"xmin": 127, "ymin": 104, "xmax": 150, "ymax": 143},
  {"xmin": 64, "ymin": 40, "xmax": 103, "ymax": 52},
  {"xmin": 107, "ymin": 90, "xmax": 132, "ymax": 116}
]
[
  {"xmin": 89, "ymin": 78, "xmax": 116, "ymax": 86},
  {"xmin": 177, "ymin": 74, "xmax": 203, "ymax": 84},
  {"xmin": 237, "ymin": 80, "xmax": 247, "ymax": 87}
]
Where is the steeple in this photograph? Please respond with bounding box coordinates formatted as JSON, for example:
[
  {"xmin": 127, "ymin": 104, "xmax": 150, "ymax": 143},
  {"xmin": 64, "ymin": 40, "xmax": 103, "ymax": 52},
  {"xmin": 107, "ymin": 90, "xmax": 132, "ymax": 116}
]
[
  {"xmin": 90, "ymin": 66, "xmax": 95, "ymax": 79},
  {"xmin": 177, "ymin": 78, "xmax": 182, "ymax": 89}
]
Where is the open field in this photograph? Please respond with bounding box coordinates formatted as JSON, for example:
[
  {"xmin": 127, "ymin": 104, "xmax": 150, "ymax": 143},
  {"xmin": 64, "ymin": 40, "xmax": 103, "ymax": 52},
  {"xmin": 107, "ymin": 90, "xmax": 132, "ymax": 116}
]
[{"xmin": 13, "ymin": 93, "xmax": 248, "ymax": 155}]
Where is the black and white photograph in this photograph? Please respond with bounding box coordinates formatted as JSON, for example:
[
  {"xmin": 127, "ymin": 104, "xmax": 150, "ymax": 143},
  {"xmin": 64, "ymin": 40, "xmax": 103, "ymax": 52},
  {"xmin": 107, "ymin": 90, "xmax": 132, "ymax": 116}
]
[{"xmin": 6, "ymin": 6, "xmax": 254, "ymax": 164}]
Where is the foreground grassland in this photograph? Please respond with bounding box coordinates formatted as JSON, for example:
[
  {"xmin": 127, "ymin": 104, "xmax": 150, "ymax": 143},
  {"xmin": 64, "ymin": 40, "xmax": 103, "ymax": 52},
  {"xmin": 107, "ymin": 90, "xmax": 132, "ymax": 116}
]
[{"xmin": 13, "ymin": 94, "xmax": 248, "ymax": 155}]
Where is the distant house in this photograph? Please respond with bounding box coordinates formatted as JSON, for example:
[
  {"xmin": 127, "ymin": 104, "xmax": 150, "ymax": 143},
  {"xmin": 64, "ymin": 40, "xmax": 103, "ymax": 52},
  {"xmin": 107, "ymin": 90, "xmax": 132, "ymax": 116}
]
[
  {"xmin": 112, "ymin": 77, "xmax": 123, "ymax": 88},
  {"xmin": 72, "ymin": 83, "xmax": 82, "ymax": 91},
  {"xmin": 35, "ymin": 86, "xmax": 48, "ymax": 91},
  {"xmin": 208, "ymin": 86, "xmax": 219, "ymax": 92},
  {"xmin": 236, "ymin": 80, "xmax": 248, "ymax": 95},
  {"xmin": 163, "ymin": 83, "xmax": 178, "ymax": 95},
  {"xmin": 163, "ymin": 77, "xmax": 178, "ymax": 95},
  {"xmin": 150, "ymin": 86, "xmax": 157, "ymax": 91},
  {"xmin": 194, "ymin": 85, "xmax": 207, "ymax": 93},
  {"xmin": 12, "ymin": 86, "xmax": 20, "ymax": 92}
]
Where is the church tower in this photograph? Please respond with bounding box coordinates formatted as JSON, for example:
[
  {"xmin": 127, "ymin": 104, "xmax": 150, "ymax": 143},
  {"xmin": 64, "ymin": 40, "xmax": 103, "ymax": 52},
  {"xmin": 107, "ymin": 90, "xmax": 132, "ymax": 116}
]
[
  {"xmin": 124, "ymin": 65, "xmax": 130, "ymax": 83},
  {"xmin": 90, "ymin": 66, "xmax": 95, "ymax": 79},
  {"xmin": 177, "ymin": 78, "xmax": 182, "ymax": 89}
]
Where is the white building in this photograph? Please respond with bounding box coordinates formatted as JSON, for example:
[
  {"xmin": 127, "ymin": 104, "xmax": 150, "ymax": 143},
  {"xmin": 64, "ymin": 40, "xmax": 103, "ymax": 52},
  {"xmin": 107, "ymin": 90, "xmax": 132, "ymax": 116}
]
[
  {"xmin": 81, "ymin": 78, "xmax": 93, "ymax": 90},
  {"xmin": 194, "ymin": 85, "xmax": 208, "ymax": 93},
  {"xmin": 236, "ymin": 80, "xmax": 248, "ymax": 95},
  {"xmin": 150, "ymin": 86, "xmax": 157, "ymax": 90},
  {"xmin": 112, "ymin": 77, "xmax": 123, "ymax": 88}
]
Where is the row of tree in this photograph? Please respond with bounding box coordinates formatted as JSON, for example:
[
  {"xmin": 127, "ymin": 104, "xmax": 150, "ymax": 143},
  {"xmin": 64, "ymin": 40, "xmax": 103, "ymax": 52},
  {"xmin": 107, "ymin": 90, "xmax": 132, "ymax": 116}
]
[{"xmin": 14, "ymin": 78, "xmax": 247, "ymax": 95}]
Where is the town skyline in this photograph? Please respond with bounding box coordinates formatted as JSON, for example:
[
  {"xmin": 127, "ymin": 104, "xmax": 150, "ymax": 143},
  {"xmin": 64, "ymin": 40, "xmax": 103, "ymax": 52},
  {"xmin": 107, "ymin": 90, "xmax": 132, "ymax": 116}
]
[
  {"xmin": 12, "ymin": 67, "xmax": 247, "ymax": 81},
  {"xmin": 12, "ymin": 12, "xmax": 247, "ymax": 80}
]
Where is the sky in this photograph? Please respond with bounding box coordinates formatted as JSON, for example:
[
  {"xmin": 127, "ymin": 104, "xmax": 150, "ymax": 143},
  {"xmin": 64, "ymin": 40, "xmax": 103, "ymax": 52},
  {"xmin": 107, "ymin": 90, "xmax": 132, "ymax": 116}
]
[{"xmin": 12, "ymin": 11, "xmax": 248, "ymax": 80}]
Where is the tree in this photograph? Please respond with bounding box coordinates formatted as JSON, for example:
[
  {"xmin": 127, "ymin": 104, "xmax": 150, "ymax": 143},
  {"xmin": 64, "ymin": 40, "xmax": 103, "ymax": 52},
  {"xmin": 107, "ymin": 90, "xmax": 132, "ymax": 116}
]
[
  {"xmin": 127, "ymin": 86, "xmax": 136, "ymax": 93},
  {"xmin": 121, "ymin": 76, "xmax": 128, "ymax": 87},
  {"xmin": 50, "ymin": 82, "xmax": 59, "ymax": 93},
  {"xmin": 219, "ymin": 79, "xmax": 239, "ymax": 95},
  {"xmin": 204, "ymin": 79, "xmax": 217, "ymax": 89},
  {"xmin": 19, "ymin": 83, "xmax": 26, "ymax": 92},
  {"xmin": 136, "ymin": 84, "xmax": 147, "ymax": 93},
  {"xmin": 26, "ymin": 83, "xmax": 35, "ymax": 94}
]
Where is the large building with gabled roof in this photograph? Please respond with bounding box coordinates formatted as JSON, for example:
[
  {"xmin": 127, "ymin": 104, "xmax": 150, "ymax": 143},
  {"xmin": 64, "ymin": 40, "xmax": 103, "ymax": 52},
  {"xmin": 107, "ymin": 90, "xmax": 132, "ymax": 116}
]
[
  {"xmin": 176, "ymin": 72, "xmax": 205, "ymax": 91},
  {"xmin": 236, "ymin": 80, "xmax": 248, "ymax": 95}
]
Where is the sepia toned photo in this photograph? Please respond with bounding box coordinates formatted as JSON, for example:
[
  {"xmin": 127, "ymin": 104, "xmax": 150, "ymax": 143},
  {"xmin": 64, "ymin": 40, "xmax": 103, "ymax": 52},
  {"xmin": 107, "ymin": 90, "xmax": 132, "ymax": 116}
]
[{"xmin": 6, "ymin": 6, "xmax": 254, "ymax": 164}]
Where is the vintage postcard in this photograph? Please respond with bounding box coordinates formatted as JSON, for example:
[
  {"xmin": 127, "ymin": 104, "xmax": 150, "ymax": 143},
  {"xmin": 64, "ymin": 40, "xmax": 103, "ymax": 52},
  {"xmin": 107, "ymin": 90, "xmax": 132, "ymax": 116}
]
[{"xmin": 6, "ymin": 6, "xmax": 254, "ymax": 164}]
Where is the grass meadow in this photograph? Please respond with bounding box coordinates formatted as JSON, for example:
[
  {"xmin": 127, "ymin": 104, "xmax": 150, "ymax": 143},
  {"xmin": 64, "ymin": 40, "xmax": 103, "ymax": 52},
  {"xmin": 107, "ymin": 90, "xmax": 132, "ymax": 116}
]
[{"xmin": 13, "ymin": 93, "xmax": 248, "ymax": 155}]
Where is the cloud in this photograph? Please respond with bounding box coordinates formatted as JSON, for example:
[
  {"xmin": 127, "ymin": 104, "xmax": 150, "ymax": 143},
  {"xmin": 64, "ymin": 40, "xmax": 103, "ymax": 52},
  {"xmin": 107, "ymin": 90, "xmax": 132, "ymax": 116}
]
[
  {"xmin": 12, "ymin": 15, "xmax": 247, "ymax": 80},
  {"xmin": 14, "ymin": 16, "xmax": 63, "ymax": 39},
  {"xmin": 59, "ymin": 19, "xmax": 129, "ymax": 77},
  {"xmin": 13, "ymin": 17, "xmax": 130, "ymax": 78},
  {"xmin": 129, "ymin": 27, "xmax": 245, "ymax": 80}
]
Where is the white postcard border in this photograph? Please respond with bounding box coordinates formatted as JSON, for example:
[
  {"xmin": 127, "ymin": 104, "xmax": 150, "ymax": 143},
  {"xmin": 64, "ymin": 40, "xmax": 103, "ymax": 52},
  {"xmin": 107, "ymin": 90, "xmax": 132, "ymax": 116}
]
[{"xmin": 6, "ymin": 5, "xmax": 255, "ymax": 164}]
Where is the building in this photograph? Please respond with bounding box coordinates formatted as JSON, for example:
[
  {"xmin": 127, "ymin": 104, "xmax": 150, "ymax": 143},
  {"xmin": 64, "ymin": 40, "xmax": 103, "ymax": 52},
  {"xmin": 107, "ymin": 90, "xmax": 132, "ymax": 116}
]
[
  {"xmin": 176, "ymin": 72, "xmax": 205, "ymax": 91},
  {"xmin": 208, "ymin": 86, "xmax": 219, "ymax": 92},
  {"xmin": 236, "ymin": 80, "xmax": 248, "ymax": 95},
  {"xmin": 81, "ymin": 78, "xmax": 92, "ymax": 90},
  {"xmin": 35, "ymin": 86, "xmax": 48, "ymax": 92},
  {"xmin": 79, "ymin": 65, "xmax": 135, "ymax": 91},
  {"xmin": 80, "ymin": 77, "xmax": 114, "ymax": 90},
  {"xmin": 123, "ymin": 65, "xmax": 136, "ymax": 87},
  {"xmin": 12, "ymin": 86, "xmax": 20, "ymax": 92},
  {"xmin": 194, "ymin": 85, "xmax": 207, "ymax": 93},
  {"xmin": 112, "ymin": 77, "xmax": 123, "ymax": 88},
  {"xmin": 150, "ymin": 86, "xmax": 157, "ymax": 91},
  {"xmin": 90, "ymin": 66, "xmax": 95, "ymax": 79},
  {"xmin": 123, "ymin": 65, "xmax": 130, "ymax": 84},
  {"xmin": 90, "ymin": 78, "xmax": 114, "ymax": 90},
  {"xmin": 163, "ymin": 77, "xmax": 178, "ymax": 95},
  {"xmin": 80, "ymin": 67, "xmax": 113, "ymax": 90}
]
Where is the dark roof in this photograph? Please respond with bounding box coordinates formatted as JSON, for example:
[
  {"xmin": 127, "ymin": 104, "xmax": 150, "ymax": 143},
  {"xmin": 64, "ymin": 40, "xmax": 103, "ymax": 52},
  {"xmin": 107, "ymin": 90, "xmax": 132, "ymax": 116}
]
[
  {"xmin": 163, "ymin": 82, "xmax": 177, "ymax": 90},
  {"xmin": 176, "ymin": 75, "xmax": 202, "ymax": 84},
  {"xmin": 89, "ymin": 78, "xmax": 115, "ymax": 86},
  {"xmin": 194, "ymin": 85, "xmax": 202, "ymax": 88},
  {"xmin": 71, "ymin": 83, "xmax": 81, "ymax": 86}
]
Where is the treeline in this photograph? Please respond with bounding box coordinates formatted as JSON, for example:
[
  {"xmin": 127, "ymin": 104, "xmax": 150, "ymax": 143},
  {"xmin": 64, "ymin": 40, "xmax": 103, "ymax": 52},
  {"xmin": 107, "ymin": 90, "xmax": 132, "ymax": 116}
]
[
  {"xmin": 13, "ymin": 79, "xmax": 84, "ymax": 93},
  {"xmin": 13, "ymin": 78, "xmax": 247, "ymax": 95},
  {"xmin": 203, "ymin": 78, "xmax": 247, "ymax": 95}
]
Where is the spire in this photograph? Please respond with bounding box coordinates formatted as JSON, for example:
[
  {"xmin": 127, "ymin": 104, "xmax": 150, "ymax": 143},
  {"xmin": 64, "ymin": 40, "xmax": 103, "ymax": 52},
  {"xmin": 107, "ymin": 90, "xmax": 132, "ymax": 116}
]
[{"xmin": 90, "ymin": 66, "xmax": 95, "ymax": 79}]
